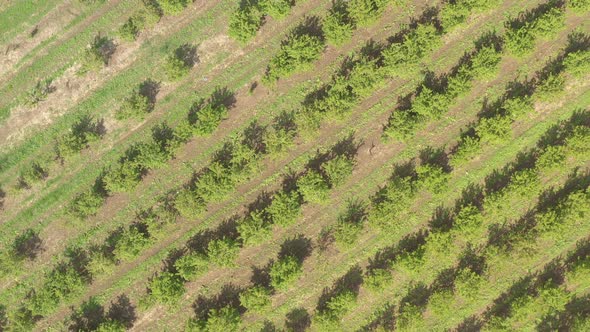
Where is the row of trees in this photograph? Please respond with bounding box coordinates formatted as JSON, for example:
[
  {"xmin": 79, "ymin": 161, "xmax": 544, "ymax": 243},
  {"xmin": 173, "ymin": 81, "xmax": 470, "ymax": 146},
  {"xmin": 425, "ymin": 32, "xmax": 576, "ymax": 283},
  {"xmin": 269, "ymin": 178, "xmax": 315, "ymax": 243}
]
[
  {"xmin": 359, "ymin": 111, "xmax": 589, "ymax": 330},
  {"xmin": 504, "ymin": 0, "xmax": 566, "ymax": 56},
  {"xmin": 67, "ymin": 88, "xmax": 229, "ymax": 220},
  {"xmin": 451, "ymin": 32, "xmax": 589, "ymax": 165},
  {"xmin": 228, "ymin": 0, "xmax": 296, "ymax": 43},
  {"xmin": 263, "ymin": 18, "xmax": 325, "ymax": 83},
  {"xmin": 146, "ymin": 137, "xmax": 357, "ymax": 307},
  {"xmin": 383, "ymin": 30, "xmax": 503, "ymax": 141}
]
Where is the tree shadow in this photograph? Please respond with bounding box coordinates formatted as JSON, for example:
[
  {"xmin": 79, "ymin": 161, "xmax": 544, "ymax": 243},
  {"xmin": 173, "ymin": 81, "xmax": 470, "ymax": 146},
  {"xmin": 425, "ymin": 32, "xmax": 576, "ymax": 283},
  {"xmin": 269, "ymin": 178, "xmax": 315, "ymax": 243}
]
[
  {"xmin": 420, "ymin": 146, "xmax": 451, "ymax": 173},
  {"xmin": 279, "ymin": 234, "xmax": 312, "ymax": 264},
  {"xmin": 454, "ymin": 315, "xmax": 484, "ymax": 332},
  {"xmin": 106, "ymin": 294, "xmax": 136, "ymax": 328},
  {"xmin": 291, "ymin": 15, "xmax": 324, "ymax": 40},
  {"xmin": 486, "ymin": 210, "xmax": 537, "ymax": 253},
  {"xmin": 564, "ymin": 31, "xmax": 590, "ymax": 54},
  {"xmin": 368, "ymin": 230, "xmax": 428, "ymax": 271},
  {"xmin": 251, "ymin": 261, "xmax": 273, "ymax": 288},
  {"xmin": 12, "ymin": 228, "xmax": 44, "ymax": 260},
  {"xmin": 360, "ymin": 302, "xmax": 396, "ymax": 331},
  {"xmin": 399, "ymin": 282, "xmax": 431, "ymax": 312},
  {"xmin": 174, "ymin": 43, "xmax": 199, "ymax": 68},
  {"xmin": 285, "ymin": 307, "xmax": 311, "ymax": 332},
  {"xmin": 454, "ymin": 183, "xmax": 484, "ymax": 210},
  {"xmin": 242, "ymin": 120, "xmax": 268, "ymax": 155},
  {"xmin": 316, "ymin": 265, "xmax": 363, "ymax": 312},
  {"xmin": 458, "ymin": 244, "xmax": 487, "ymax": 276},
  {"xmin": 536, "ymin": 169, "xmax": 590, "ymax": 214},
  {"xmin": 186, "ymin": 215, "xmax": 240, "ymax": 254},
  {"xmin": 210, "ymin": 86, "xmax": 237, "ymax": 109},
  {"xmin": 428, "ymin": 205, "xmax": 454, "ymax": 233},
  {"xmin": 68, "ymin": 297, "xmax": 104, "ymax": 331},
  {"xmin": 485, "ymin": 275, "xmax": 534, "ymax": 320},
  {"xmin": 505, "ymin": 0, "xmax": 565, "ymax": 31},
  {"xmin": 537, "ymin": 293, "xmax": 590, "ymax": 332},
  {"xmin": 139, "ymin": 79, "xmax": 160, "ymax": 109},
  {"xmin": 191, "ymin": 284, "xmax": 244, "ymax": 321}
]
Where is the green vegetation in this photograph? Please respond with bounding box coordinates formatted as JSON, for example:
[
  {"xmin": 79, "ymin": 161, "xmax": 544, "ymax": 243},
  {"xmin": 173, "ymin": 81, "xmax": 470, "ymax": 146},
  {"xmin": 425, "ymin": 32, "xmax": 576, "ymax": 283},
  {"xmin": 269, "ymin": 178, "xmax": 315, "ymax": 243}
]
[{"xmin": 0, "ymin": 0, "xmax": 587, "ymax": 330}]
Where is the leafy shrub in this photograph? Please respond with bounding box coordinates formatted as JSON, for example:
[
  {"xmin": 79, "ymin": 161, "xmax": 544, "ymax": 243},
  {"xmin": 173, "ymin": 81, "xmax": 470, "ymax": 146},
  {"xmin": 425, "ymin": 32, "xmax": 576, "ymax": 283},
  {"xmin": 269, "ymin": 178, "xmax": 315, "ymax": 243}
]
[
  {"xmin": 79, "ymin": 35, "xmax": 115, "ymax": 74},
  {"xmin": 270, "ymin": 255, "xmax": 302, "ymax": 290},
  {"xmin": 188, "ymin": 305, "xmax": 241, "ymax": 331},
  {"xmin": 475, "ymin": 115, "xmax": 512, "ymax": 144},
  {"xmin": 228, "ymin": 5, "xmax": 263, "ymax": 43},
  {"xmin": 322, "ymin": 155, "xmax": 354, "ymax": 187},
  {"xmin": 296, "ymin": 170, "xmax": 330, "ymax": 204},
  {"xmin": 314, "ymin": 290, "xmax": 356, "ymax": 327},
  {"xmin": 174, "ymin": 188, "xmax": 206, "ymax": 219},
  {"xmin": 157, "ymin": 0, "xmax": 190, "ymax": 15},
  {"xmin": 382, "ymin": 24, "xmax": 441, "ymax": 76},
  {"xmin": 102, "ymin": 142, "xmax": 164, "ymax": 193},
  {"xmin": 535, "ymin": 145, "xmax": 566, "ymax": 170},
  {"xmin": 323, "ymin": 1, "xmax": 354, "ymax": 45},
  {"xmin": 266, "ymin": 190, "xmax": 302, "ymax": 227},
  {"xmin": 113, "ymin": 224, "xmax": 152, "ymax": 261},
  {"xmin": 68, "ymin": 189, "xmax": 106, "ymax": 219},
  {"xmin": 239, "ymin": 286, "xmax": 271, "ymax": 312},
  {"xmin": 411, "ymin": 85, "xmax": 452, "ymax": 119},
  {"xmin": 536, "ymin": 72, "xmax": 565, "ymax": 100},
  {"xmin": 503, "ymin": 95, "xmax": 534, "ymax": 119},
  {"xmin": 569, "ymin": 0, "xmax": 590, "ymax": 13},
  {"xmin": 28, "ymin": 265, "xmax": 86, "ymax": 315},
  {"xmin": 565, "ymin": 125, "xmax": 590, "ymax": 158},
  {"xmin": 194, "ymin": 162, "xmax": 237, "ymax": 202},
  {"xmin": 95, "ymin": 319, "xmax": 126, "ymax": 332},
  {"xmin": 453, "ymin": 204, "xmax": 483, "ymax": 235},
  {"xmin": 189, "ymin": 102, "xmax": 228, "ymax": 135},
  {"xmin": 383, "ymin": 110, "xmax": 421, "ymax": 141},
  {"xmin": 531, "ymin": 6, "xmax": 565, "ymax": 38},
  {"xmin": 440, "ymin": 0, "xmax": 501, "ymax": 30},
  {"xmin": 55, "ymin": 116, "xmax": 103, "ymax": 159},
  {"xmin": 237, "ymin": 210, "xmax": 272, "ymax": 246},
  {"xmin": 369, "ymin": 176, "xmax": 417, "ymax": 228},
  {"xmin": 504, "ymin": 23, "xmax": 536, "ymax": 56},
  {"xmin": 451, "ymin": 134, "xmax": 481, "ymax": 165},
  {"xmin": 469, "ymin": 45, "xmax": 502, "ymax": 79},
  {"xmin": 26, "ymin": 78, "xmax": 54, "ymax": 105},
  {"xmin": 563, "ymin": 49, "xmax": 590, "ymax": 77},
  {"xmin": 18, "ymin": 161, "xmax": 48, "ymax": 188},
  {"xmin": 263, "ymin": 126, "xmax": 295, "ymax": 155},
  {"xmin": 207, "ymin": 238, "xmax": 240, "ymax": 267},
  {"xmin": 165, "ymin": 44, "xmax": 197, "ymax": 80},
  {"xmin": 332, "ymin": 199, "xmax": 365, "ymax": 248},
  {"xmin": 345, "ymin": 54, "xmax": 385, "ymax": 98},
  {"xmin": 507, "ymin": 168, "xmax": 540, "ymax": 197},
  {"xmin": 259, "ymin": 0, "xmax": 293, "ymax": 19},
  {"xmin": 149, "ymin": 272, "xmax": 185, "ymax": 304},
  {"xmin": 264, "ymin": 29, "xmax": 325, "ymax": 83},
  {"xmin": 174, "ymin": 251, "xmax": 209, "ymax": 280},
  {"xmin": 119, "ymin": 2, "xmax": 162, "ymax": 41},
  {"xmin": 116, "ymin": 89, "xmax": 150, "ymax": 120},
  {"xmin": 364, "ymin": 268, "xmax": 392, "ymax": 292},
  {"xmin": 332, "ymin": 218, "xmax": 363, "ymax": 249},
  {"xmin": 415, "ymin": 163, "xmax": 449, "ymax": 194},
  {"xmin": 347, "ymin": 0, "xmax": 388, "ymax": 27}
]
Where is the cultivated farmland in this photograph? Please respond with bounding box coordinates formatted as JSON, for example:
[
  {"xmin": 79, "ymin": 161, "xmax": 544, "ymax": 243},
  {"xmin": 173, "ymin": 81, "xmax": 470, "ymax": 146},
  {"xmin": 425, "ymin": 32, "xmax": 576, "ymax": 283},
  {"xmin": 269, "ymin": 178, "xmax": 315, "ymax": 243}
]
[{"xmin": 0, "ymin": 0, "xmax": 589, "ymax": 331}]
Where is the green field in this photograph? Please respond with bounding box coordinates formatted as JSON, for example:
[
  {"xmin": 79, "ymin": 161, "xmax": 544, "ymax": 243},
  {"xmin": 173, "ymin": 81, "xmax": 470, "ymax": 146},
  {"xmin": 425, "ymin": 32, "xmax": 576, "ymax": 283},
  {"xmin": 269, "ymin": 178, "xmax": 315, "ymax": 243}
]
[{"xmin": 0, "ymin": 0, "xmax": 588, "ymax": 331}]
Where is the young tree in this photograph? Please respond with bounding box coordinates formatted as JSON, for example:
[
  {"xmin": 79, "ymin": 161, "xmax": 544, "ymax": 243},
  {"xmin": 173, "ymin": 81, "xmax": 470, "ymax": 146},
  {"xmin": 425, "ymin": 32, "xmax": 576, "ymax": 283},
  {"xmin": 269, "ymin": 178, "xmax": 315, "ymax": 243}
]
[
  {"xmin": 322, "ymin": 155, "xmax": 354, "ymax": 187},
  {"xmin": 265, "ymin": 190, "xmax": 302, "ymax": 227},
  {"xmin": 207, "ymin": 238, "xmax": 241, "ymax": 267},
  {"xmin": 270, "ymin": 255, "xmax": 302, "ymax": 290},
  {"xmin": 149, "ymin": 272, "xmax": 185, "ymax": 304},
  {"xmin": 323, "ymin": 1, "xmax": 354, "ymax": 45},
  {"xmin": 239, "ymin": 286, "xmax": 272, "ymax": 312},
  {"xmin": 296, "ymin": 170, "xmax": 330, "ymax": 204},
  {"xmin": 174, "ymin": 251, "xmax": 209, "ymax": 281},
  {"xmin": 237, "ymin": 210, "xmax": 272, "ymax": 246}
]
